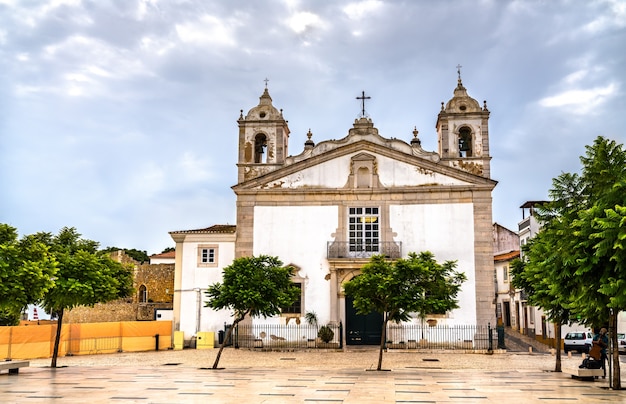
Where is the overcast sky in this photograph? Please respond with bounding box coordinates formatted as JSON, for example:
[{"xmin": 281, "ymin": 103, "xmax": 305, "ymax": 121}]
[{"xmin": 1, "ymin": 0, "xmax": 625, "ymax": 255}]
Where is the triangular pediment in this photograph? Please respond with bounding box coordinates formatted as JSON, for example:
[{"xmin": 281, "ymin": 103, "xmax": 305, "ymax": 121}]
[{"xmin": 233, "ymin": 140, "xmax": 496, "ymax": 192}]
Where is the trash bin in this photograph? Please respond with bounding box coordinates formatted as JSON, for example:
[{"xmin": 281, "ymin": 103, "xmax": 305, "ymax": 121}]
[
  {"xmin": 497, "ymin": 325, "xmax": 505, "ymax": 349},
  {"xmin": 218, "ymin": 330, "xmax": 225, "ymax": 344}
]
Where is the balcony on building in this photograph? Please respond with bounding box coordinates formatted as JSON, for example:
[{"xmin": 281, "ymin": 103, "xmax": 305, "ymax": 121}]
[
  {"xmin": 518, "ymin": 217, "xmax": 530, "ymax": 231},
  {"xmin": 327, "ymin": 241, "xmax": 402, "ymax": 259}
]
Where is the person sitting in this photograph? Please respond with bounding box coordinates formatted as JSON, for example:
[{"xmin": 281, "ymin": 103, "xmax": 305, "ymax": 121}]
[{"xmin": 591, "ymin": 328, "xmax": 608, "ymax": 378}]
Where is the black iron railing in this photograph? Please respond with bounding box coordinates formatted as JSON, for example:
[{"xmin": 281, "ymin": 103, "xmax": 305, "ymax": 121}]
[
  {"xmin": 385, "ymin": 324, "xmax": 495, "ymax": 350},
  {"xmin": 221, "ymin": 323, "xmax": 496, "ymax": 351},
  {"xmin": 225, "ymin": 323, "xmax": 343, "ymax": 349},
  {"xmin": 327, "ymin": 241, "xmax": 402, "ymax": 259}
]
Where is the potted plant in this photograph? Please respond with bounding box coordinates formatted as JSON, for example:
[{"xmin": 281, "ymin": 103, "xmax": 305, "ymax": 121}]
[
  {"xmin": 318, "ymin": 325, "xmax": 334, "ymax": 344},
  {"xmin": 305, "ymin": 311, "xmax": 318, "ymax": 347}
]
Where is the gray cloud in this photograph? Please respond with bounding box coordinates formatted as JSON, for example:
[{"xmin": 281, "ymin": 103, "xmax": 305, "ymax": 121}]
[{"xmin": 1, "ymin": 0, "xmax": 624, "ymax": 253}]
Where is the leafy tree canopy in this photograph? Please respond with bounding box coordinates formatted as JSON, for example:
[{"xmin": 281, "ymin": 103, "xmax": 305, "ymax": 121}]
[
  {"xmin": 36, "ymin": 227, "xmax": 134, "ymax": 367},
  {"xmin": 516, "ymin": 136, "xmax": 626, "ymax": 386},
  {"xmin": 0, "ymin": 223, "xmax": 58, "ymax": 314},
  {"xmin": 343, "ymin": 252, "xmax": 466, "ymax": 370},
  {"xmin": 205, "ymin": 255, "xmax": 299, "ymax": 368}
]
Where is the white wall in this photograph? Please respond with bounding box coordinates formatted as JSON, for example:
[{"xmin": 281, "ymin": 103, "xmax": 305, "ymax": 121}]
[
  {"xmin": 254, "ymin": 205, "xmax": 339, "ymax": 325},
  {"xmin": 268, "ymin": 153, "xmax": 469, "ymax": 189},
  {"xmin": 178, "ymin": 238, "xmax": 235, "ymax": 340},
  {"xmin": 390, "ymin": 203, "xmax": 476, "ymax": 325}
]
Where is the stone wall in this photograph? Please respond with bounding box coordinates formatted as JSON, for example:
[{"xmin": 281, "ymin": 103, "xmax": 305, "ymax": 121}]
[{"xmin": 65, "ymin": 251, "xmax": 174, "ymax": 323}]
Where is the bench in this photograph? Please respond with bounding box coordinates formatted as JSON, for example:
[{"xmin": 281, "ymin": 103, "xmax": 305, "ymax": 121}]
[
  {"xmin": 0, "ymin": 360, "xmax": 30, "ymax": 375},
  {"xmin": 568, "ymin": 368, "xmax": 604, "ymax": 381}
]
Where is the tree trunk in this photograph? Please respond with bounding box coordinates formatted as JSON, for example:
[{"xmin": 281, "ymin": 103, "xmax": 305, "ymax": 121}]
[
  {"xmin": 212, "ymin": 315, "xmax": 244, "ymax": 369},
  {"xmin": 554, "ymin": 322, "xmax": 562, "ymax": 372},
  {"xmin": 51, "ymin": 308, "xmax": 64, "ymax": 368},
  {"xmin": 377, "ymin": 314, "xmax": 388, "ymax": 371},
  {"xmin": 609, "ymin": 310, "xmax": 621, "ymax": 389}
]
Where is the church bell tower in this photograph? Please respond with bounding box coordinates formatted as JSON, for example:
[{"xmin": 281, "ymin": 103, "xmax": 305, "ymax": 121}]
[
  {"xmin": 237, "ymin": 85, "xmax": 290, "ymax": 184},
  {"xmin": 436, "ymin": 67, "xmax": 491, "ymax": 178}
]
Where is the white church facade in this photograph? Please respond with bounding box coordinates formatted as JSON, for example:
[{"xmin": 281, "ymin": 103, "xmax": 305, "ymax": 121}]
[{"xmin": 170, "ymin": 74, "xmax": 497, "ymax": 346}]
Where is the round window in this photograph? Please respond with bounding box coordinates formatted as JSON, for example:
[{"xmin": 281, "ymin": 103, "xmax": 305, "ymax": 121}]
[
  {"xmin": 259, "ymin": 112, "xmax": 266, "ymax": 118},
  {"xmin": 459, "ymin": 105, "xmax": 467, "ymax": 111}
]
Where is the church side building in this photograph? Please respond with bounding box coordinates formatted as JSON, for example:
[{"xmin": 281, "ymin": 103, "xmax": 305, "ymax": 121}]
[{"xmin": 171, "ymin": 75, "xmax": 497, "ymax": 346}]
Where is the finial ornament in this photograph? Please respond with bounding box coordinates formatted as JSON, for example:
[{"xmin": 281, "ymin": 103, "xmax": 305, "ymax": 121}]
[
  {"xmin": 411, "ymin": 126, "xmax": 421, "ymax": 146},
  {"xmin": 356, "ymin": 90, "xmax": 371, "ymax": 117},
  {"xmin": 307, "ymin": 129, "xmax": 313, "ymax": 140},
  {"xmin": 264, "ymin": 77, "xmax": 269, "ymax": 88},
  {"xmin": 456, "ymin": 64, "xmax": 462, "ymax": 81}
]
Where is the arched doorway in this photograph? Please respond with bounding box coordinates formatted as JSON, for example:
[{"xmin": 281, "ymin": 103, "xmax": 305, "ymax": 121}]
[{"xmin": 345, "ymin": 295, "xmax": 383, "ymax": 345}]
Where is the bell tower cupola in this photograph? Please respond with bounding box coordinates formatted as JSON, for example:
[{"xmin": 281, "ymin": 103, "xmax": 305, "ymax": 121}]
[
  {"xmin": 436, "ymin": 66, "xmax": 491, "ymax": 178},
  {"xmin": 237, "ymin": 83, "xmax": 290, "ymax": 183}
]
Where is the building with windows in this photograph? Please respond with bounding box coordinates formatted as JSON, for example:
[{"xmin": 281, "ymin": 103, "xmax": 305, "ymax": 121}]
[
  {"xmin": 170, "ymin": 74, "xmax": 497, "ymax": 346},
  {"xmin": 492, "ymin": 223, "xmax": 520, "ymax": 328}
]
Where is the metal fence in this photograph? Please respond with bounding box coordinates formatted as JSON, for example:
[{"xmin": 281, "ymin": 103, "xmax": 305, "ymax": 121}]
[
  {"xmin": 65, "ymin": 336, "xmax": 122, "ymax": 356},
  {"xmin": 224, "ymin": 323, "xmax": 496, "ymax": 351},
  {"xmin": 227, "ymin": 323, "xmax": 343, "ymax": 349},
  {"xmin": 385, "ymin": 324, "xmax": 495, "ymax": 350}
]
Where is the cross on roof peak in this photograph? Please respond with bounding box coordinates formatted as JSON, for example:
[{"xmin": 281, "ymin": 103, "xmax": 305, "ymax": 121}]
[{"xmin": 356, "ymin": 90, "xmax": 371, "ymax": 117}]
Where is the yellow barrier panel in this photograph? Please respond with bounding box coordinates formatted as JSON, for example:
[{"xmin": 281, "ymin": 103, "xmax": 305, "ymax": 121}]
[{"xmin": 1, "ymin": 321, "xmax": 172, "ymax": 360}]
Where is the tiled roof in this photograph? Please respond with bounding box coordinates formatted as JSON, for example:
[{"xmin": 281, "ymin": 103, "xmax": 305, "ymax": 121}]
[
  {"xmin": 169, "ymin": 224, "xmax": 236, "ymax": 235},
  {"xmin": 494, "ymin": 250, "xmax": 520, "ymax": 262},
  {"xmin": 150, "ymin": 250, "xmax": 175, "ymax": 259}
]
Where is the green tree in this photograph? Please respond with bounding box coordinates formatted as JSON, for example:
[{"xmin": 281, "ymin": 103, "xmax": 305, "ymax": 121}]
[
  {"xmin": 0, "ymin": 307, "xmax": 21, "ymax": 326},
  {"xmin": 0, "ymin": 224, "xmax": 58, "ymax": 320},
  {"xmin": 38, "ymin": 227, "xmax": 134, "ymax": 367},
  {"xmin": 519, "ymin": 136, "xmax": 626, "ymax": 388},
  {"xmin": 205, "ymin": 255, "xmax": 299, "ymax": 369},
  {"xmin": 510, "ymin": 241, "xmax": 572, "ymax": 372},
  {"xmin": 343, "ymin": 252, "xmax": 466, "ymax": 370}
]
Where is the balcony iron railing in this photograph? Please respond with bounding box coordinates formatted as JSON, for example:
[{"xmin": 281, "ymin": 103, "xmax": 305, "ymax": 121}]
[{"xmin": 327, "ymin": 241, "xmax": 402, "ymax": 259}]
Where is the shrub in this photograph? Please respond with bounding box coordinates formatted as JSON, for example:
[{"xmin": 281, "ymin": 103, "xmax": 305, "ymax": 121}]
[{"xmin": 318, "ymin": 325, "xmax": 334, "ymax": 343}]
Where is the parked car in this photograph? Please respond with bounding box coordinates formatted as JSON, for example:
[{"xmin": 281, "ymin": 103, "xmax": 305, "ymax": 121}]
[
  {"xmin": 564, "ymin": 331, "xmax": 593, "ymax": 353},
  {"xmin": 618, "ymin": 333, "xmax": 626, "ymax": 354}
]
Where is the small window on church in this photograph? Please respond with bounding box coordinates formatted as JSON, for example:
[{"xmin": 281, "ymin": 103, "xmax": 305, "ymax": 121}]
[
  {"xmin": 254, "ymin": 133, "xmax": 267, "ymax": 163},
  {"xmin": 459, "ymin": 127, "xmax": 472, "ymax": 157},
  {"xmin": 282, "ymin": 283, "xmax": 302, "ymax": 315}
]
